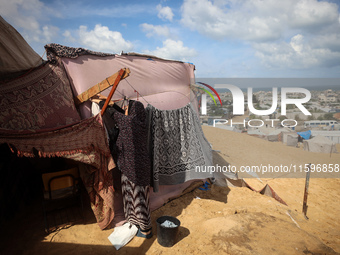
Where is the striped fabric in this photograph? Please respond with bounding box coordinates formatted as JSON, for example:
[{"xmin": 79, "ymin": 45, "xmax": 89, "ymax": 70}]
[{"xmin": 121, "ymin": 174, "xmax": 151, "ymax": 231}]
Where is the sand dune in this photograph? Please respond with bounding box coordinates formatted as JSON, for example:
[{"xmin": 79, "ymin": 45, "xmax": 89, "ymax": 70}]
[{"xmin": 2, "ymin": 126, "xmax": 340, "ymax": 254}]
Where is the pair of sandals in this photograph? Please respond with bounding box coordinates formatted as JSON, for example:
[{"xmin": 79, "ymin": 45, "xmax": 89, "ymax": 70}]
[{"xmin": 136, "ymin": 228, "xmax": 153, "ymax": 239}]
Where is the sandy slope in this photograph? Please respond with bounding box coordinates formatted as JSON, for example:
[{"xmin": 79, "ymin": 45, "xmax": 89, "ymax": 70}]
[{"xmin": 2, "ymin": 126, "xmax": 340, "ymax": 255}]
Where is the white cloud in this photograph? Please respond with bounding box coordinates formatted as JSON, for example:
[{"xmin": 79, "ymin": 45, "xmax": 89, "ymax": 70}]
[
  {"xmin": 63, "ymin": 30, "xmax": 76, "ymax": 43},
  {"xmin": 312, "ymin": 33, "xmax": 340, "ymax": 52},
  {"xmin": 180, "ymin": 0, "xmax": 339, "ymax": 41},
  {"xmin": 254, "ymin": 34, "xmax": 340, "ymax": 69},
  {"xmin": 289, "ymin": 0, "xmax": 339, "ymax": 29},
  {"xmin": 180, "ymin": 0, "xmax": 283, "ymax": 41},
  {"xmin": 180, "ymin": 0, "xmax": 340, "ymax": 70},
  {"xmin": 42, "ymin": 25, "xmax": 60, "ymax": 42},
  {"xmin": 143, "ymin": 39, "xmax": 197, "ymax": 61},
  {"xmin": 0, "ymin": 0, "xmax": 59, "ymax": 44},
  {"xmin": 0, "ymin": 0, "xmax": 45, "ymax": 21},
  {"xmin": 77, "ymin": 24, "xmax": 133, "ymax": 53},
  {"xmin": 157, "ymin": 4, "xmax": 174, "ymax": 22},
  {"xmin": 140, "ymin": 23, "xmax": 171, "ymax": 38},
  {"xmin": 290, "ymin": 34, "xmax": 304, "ymax": 54}
]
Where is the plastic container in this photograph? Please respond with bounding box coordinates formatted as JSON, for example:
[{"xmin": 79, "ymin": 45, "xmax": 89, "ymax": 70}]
[{"xmin": 156, "ymin": 216, "xmax": 181, "ymax": 247}]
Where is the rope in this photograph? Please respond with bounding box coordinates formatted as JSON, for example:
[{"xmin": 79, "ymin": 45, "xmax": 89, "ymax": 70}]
[{"xmin": 113, "ymin": 78, "xmax": 197, "ymax": 105}]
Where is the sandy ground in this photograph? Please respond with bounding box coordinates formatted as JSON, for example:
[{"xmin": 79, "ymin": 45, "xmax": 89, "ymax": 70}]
[{"xmin": 1, "ymin": 126, "xmax": 340, "ymax": 255}]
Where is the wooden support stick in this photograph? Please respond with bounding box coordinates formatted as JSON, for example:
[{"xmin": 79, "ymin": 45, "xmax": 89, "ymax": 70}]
[
  {"xmin": 302, "ymin": 163, "xmax": 311, "ymax": 220},
  {"xmin": 74, "ymin": 68, "xmax": 130, "ymax": 105},
  {"xmin": 100, "ymin": 68, "xmax": 126, "ymax": 116}
]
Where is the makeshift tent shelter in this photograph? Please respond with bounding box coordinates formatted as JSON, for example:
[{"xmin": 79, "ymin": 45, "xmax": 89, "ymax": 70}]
[
  {"xmin": 303, "ymin": 135, "xmax": 338, "ymax": 154},
  {"xmin": 0, "ymin": 17, "xmax": 288, "ymax": 233},
  {"xmin": 311, "ymin": 130, "xmax": 340, "ymax": 144},
  {"xmin": 247, "ymin": 128, "xmax": 266, "ymax": 138},
  {"xmin": 267, "ymin": 127, "xmax": 291, "ymax": 142},
  {"xmin": 0, "ymin": 17, "xmax": 213, "ymax": 230},
  {"xmin": 282, "ymin": 132, "xmax": 298, "ymax": 145},
  {"xmin": 286, "ymin": 133, "xmax": 298, "ymax": 147}
]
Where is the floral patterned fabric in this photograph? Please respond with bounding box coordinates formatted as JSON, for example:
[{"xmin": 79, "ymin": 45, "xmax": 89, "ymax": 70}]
[
  {"xmin": 0, "ymin": 61, "xmax": 81, "ymax": 130},
  {"xmin": 44, "ymin": 43, "xmax": 114, "ymax": 64}
]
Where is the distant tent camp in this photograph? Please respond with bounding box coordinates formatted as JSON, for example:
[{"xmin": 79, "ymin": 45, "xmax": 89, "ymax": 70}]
[{"xmin": 303, "ymin": 135, "xmax": 338, "ymax": 154}]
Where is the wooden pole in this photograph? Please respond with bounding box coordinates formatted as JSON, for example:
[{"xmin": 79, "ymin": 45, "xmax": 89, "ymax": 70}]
[
  {"xmin": 100, "ymin": 68, "xmax": 126, "ymax": 116},
  {"xmin": 74, "ymin": 68, "xmax": 130, "ymax": 105},
  {"xmin": 302, "ymin": 163, "xmax": 311, "ymax": 220}
]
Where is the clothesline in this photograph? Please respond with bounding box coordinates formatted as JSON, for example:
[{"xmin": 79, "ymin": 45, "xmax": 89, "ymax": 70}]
[
  {"xmin": 99, "ymin": 87, "xmax": 195, "ymax": 105},
  {"xmin": 123, "ymin": 78, "xmax": 197, "ymax": 105}
]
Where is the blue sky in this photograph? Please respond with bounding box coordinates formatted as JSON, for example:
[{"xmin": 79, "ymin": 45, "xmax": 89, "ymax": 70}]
[{"xmin": 1, "ymin": 0, "xmax": 340, "ymax": 79}]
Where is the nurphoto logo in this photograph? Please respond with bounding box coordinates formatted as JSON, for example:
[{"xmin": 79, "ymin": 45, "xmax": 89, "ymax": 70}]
[
  {"xmin": 199, "ymin": 84, "xmax": 312, "ymax": 128},
  {"xmin": 201, "ymin": 85, "xmax": 311, "ymax": 116}
]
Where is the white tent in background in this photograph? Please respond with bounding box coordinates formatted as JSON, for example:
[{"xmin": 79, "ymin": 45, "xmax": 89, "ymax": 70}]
[
  {"xmin": 267, "ymin": 127, "xmax": 291, "ymax": 142},
  {"xmin": 303, "ymin": 135, "xmax": 338, "ymax": 154},
  {"xmin": 286, "ymin": 133, "xmax": 299, "ymax": 147},
  {"xmin": 282, "ymin": 132, "xmax": 297, "ymax": 144},
  {"xmin": 247, "ymin": 128, "xmax": 266, "ymax": 136}
]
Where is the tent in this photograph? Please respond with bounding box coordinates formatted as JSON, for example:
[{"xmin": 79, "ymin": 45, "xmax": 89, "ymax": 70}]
[
  {"xmin": 286, "ymin": 133, "xmax": 298, "ymax": 147},
  {"xmin": 247, "ymin": 128, "xmax": 266, "ymax": 136},
  {"xmin": 0, "ymin": 17, "xmax": 212, "ymax": 230},
  {"xmin": 267, "ymin": 127, "xmax": 291, "ymax": 142},
  {"xmin": 282, "ymin": 132, "xmax": 297, "ymax": 145},
  {"xmin": 303, "ymin": 135, "xmax": 338, "ymax": 153}
]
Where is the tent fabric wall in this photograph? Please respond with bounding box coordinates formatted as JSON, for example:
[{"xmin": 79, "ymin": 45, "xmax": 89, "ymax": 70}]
[
  {"xmin": 247, "ymin": 129, "xmax": 265, "ymax": 136},
  {"xmin": 267, "ymin": 135, "xmax": 279, "ymax": 142},
  {"xmin": 0, "ymin": 60, "xmax": 81, "ymax": 130},
  {"xmin": 303, "ymin": 135, "xmax": 338, "ymax": 153},
  {"xmin": 0, "ymin": 16, "xmax": 42, "ymax": 80},
  {"xmin": 268, "ymin": 128, "xmax": 291, "ymax": 142},
  {"xmin": 44, "ymin": 44, "xmax": 196, "ymax": 119},
  {"xmin": 286, "ymin": 134, "xmax": 298, "ymax": 147},
  {"xmin": 311, "ymin": 130, "xmax": 340, "ymax": 144},
  {"xmin": 282, "ymin": 132, "xmax": 297, "ymax": 144},
  {"xmin": 224, "ymin": 178, "xmax": 287, "ymax": 206}
]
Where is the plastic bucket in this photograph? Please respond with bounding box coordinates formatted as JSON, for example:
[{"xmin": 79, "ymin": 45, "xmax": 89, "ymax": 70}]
[{"xmin": 156, "ymin": 216, "xmax": 181, "ymax": 247}]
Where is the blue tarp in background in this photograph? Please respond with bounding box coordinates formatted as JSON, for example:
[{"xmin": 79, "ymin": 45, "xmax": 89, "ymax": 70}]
[{"xmin": 297, "ymin": 130, "xmax": 311, "ymax": 140}]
